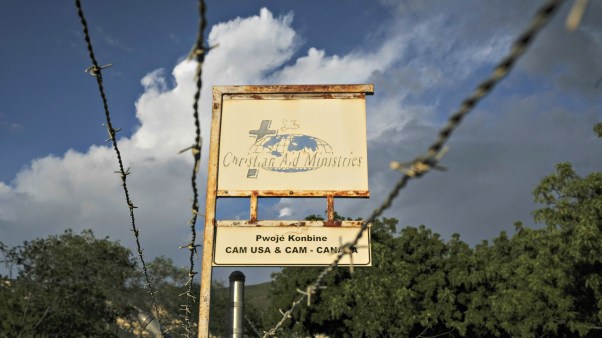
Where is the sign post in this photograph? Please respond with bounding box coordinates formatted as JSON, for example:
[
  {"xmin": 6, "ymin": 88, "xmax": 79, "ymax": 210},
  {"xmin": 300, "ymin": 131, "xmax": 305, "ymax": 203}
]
[{"xmin": 198, "ymin": 85, "xmax": 373, "ymax": 337}]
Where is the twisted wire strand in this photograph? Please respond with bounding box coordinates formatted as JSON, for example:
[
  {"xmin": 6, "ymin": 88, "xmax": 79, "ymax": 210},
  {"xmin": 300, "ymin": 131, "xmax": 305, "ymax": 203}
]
[
  {"xmin": 179, "ymin": 0, "xmax": 208, "ymax": 336},
  {"xmin": 73, "ymin": 0, "xmax": 163, "ymax": 334},
  {"xmin": 245, "ymin": 314, "xmax": 263, "ymax": 338},
  {"xmin": 262, "ymin": 0, "xmax": 565, "ymax": 336}
]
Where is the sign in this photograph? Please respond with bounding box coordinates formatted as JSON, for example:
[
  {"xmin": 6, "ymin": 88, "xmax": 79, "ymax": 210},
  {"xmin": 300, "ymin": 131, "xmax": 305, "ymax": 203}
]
[
  {"xmin": 217, "ymin": 92, "xmax": 369, "ymax": 195},
  {"xmin": 214, "ymin": 221, "xmax": 371, "ymax": 266},
  {"xmin": 198, "ymin": 85, "xmax": 374, "ymax": 335}
]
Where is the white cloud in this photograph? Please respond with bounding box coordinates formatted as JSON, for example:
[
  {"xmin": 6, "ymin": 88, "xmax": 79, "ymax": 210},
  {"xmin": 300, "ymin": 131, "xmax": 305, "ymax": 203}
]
[
  {"xmin": 0, "ymin": 7, "xmax": 407, "ymax": 283},
  {"xmin": 269, "ymin": 35, "xmax": 404, "ymax": 84},
  {"xmin": 278, "ymin": 207, "xmax": 292, "ymax": 218},
  {"xmin": 0, "ymin": 8, "xmax": 299, "ymax": 278},
  {"xmin": 205, "ymin": 8, "xmax": 298, "ymax": 85},
  {"xmin": 1, "ymin": 3, "xmax": 602, "ymax": 286},
  {"xmin": 132, "ymin": 61, "xmax": 197, "ymax": 157}
]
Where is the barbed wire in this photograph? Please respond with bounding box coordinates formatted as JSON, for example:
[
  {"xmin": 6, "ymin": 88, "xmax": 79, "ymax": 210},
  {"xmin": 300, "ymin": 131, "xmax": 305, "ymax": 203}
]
[
  {"xmin": 73, "ymin": 0, "xmax": 164, "ymax": 335},
  {"xmin": 261, "ymin": 0, "xmax": 566, "ymax": 336},
  {"xmin": 245, "ymin": 314, "xmax": 262, "ymax": 338},
  {"xmin": 178, "ymin": 0, "xmax": 208, "ymax": 336}
]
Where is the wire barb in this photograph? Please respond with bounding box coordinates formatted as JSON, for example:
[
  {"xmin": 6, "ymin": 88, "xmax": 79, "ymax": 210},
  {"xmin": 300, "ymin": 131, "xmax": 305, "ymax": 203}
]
[
  {"xmin": 338, "ymin": 237, "xmax": 365, "ymax": 275},
  {"xmin": 114, "ymin": 167, "xmax": 131, "ymax": 181},
  {"xmin": 261, "ymin": 1, "xmax": 565, "ymax": 337},
  {"xmin": 566, "ymin": 0, "xmax": 589, "ymax": 31},
  {"xmin": 102, "ymin": 123, "xmax": 122, "ymax": 142},
  {"xmin": 188, "ymin": 43, "xmax": 219, "ymax": 60},
  {"xmin": 390, "ymin": 146, "xmax": 449, "ymax": 177},
  {"xmin": 178, "ymin": 144, "xmax": 199, "ymax": 154},
  {"xmin": 342, "ymin": 243, "xmax": 355, "ymax": 274},
  {"xmin": 179, "ymin": 243, "xmax": 202, "ymax": 250},
  {"xmin": 84, "ymin": 63, "xmax": 112, "ymax": 76}
]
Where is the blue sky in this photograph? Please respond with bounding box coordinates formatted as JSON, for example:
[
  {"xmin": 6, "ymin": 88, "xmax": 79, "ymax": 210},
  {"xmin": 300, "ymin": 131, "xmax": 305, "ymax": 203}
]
[{"xmin": 1, "ymin": 1, "xmax": 601, "ymax": 285}]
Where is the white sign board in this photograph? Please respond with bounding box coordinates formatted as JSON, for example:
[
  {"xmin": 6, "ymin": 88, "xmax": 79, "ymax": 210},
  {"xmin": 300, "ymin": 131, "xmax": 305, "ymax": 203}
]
[
  {"xmin": 198, "ymin": 85, "xmax": 374, "ymax": 335},
  {"xmin": 217, "ymin": 94, "xmax": 368, "ymax": 194},
  {"xmin": 213, "ymin": 221, "xmax": 371, "ymax": 266}
]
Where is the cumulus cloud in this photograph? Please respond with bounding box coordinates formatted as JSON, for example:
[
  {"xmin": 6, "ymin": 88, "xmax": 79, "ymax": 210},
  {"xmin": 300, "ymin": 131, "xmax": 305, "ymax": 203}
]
[
  {"xmin": 268, "ymin": 33, "xmax": 405, "ymax": 84},
  {"xmin": 0, "ymin": 8, "xmax": 305, "ymax": 284},
  {"xmin": 0, "ymin": 6, "xmax": 410, "ymax": 283},
  {"xmin": 205, "ymin": 8, "xmax": 298, "ymax": 84},
  {"xmin": 1, "ymin": 3, "xmax": 602, "ymax": 285}
]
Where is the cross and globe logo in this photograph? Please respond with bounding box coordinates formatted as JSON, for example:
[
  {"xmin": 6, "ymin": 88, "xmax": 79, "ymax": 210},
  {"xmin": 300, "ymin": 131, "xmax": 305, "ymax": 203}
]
[
  {"xmin": 246, "ymin": 120, "xmax": 333, "ymax": 178},
  {"xmin": 220, "ymin": 119, "xmax": 364, "ymax": 179}
]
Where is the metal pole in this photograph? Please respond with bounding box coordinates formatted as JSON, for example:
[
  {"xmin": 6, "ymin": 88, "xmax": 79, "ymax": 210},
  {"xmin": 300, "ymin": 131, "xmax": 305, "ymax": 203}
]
[
  {"xmin": 198, "ymin": 87, "xmax": 223, "ymax": 338},
  {"xmin": 229, "ymin": 271, "xmax": 245, "ymax": 338},
  {"xmin": 137, "ymin": 310, "xmax": 172, "ymax": 338}
]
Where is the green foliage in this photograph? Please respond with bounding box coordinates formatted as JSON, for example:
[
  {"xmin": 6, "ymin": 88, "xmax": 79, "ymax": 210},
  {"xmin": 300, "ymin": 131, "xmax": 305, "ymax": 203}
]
[
  {"xmin": 264, "ymin": 218, "xmax": 468, "ymax": 337},
  {"xmin": 0, "ymin": 229, "xmax": 137, "ymax": 337},
  {"xmin": 266, "ymin": 135, "xmax": 602, "ymax": 336},
  {"xmin": 1, "ymin": 125, "xmax": 600, "ymax": 337},
  {"xmin": 126, "ymin": 255, "xmax": 200, "ymax": 337},
  {"xmin": 0, "ymin": 231, "xmax": 261, "ymax": 337},
  {"xmin": 460, "ymin": 161, "xmax": 602, "ymax": 337},
  {"xmin": 594, "ymin": 122, "xmax": 602, "ymax": 138}
]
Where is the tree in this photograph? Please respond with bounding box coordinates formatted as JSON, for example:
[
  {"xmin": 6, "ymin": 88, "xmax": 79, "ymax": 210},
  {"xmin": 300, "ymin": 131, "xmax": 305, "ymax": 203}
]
[
  {"xmin": 0, "ymin": 232, "xmax": 252, "ymax": 337},
  {"xmin": 125, "ymin": 255, "xmax": 200, "ymax": 337},
  {"xmin": 529, "ymin": 160, "xmax": 602, "ymax": 335},
  {"xmin": 460, "ymin": 157, "xmax": 602, "ymax": 337},
  {"xmin": 264, "ymin": 217, "xmax": 465, "ymax": 337},
  {"xmin": 264, "ymin": 124, "xmax": 602, "ymax": 337},
  {"xmin": 125, "ymin": 255, "xmax": 264, "ymax": 337},
  {"xmin": 0, "ymin": 229, "xmax": 138, "ymax": 337}
]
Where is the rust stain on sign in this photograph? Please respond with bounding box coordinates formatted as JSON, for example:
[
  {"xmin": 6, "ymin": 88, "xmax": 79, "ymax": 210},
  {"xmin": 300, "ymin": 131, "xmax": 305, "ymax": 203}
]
[
  {"xmin": 324, "ymin": 220, "xmax": 343, "ymax": 227},
  {"xmin": 214, "ymin": 84, "xmax": 374, "ymax": 95},
  {"xmin": 249, "ymin": 191, "xmax": 258, "ymax": 223},
  {"xmin": 217, "ymin": 190, "xmax": 370, "ymax": 197}
]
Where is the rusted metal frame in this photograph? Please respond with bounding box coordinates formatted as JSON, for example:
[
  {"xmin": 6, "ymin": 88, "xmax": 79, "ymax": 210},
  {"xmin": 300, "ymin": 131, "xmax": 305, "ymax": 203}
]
[
  {"xmin": 324, "ymin": 193, "xmax": 342, "ymax": 227},
  {"xmin": 198, "ymin": 87, "xmax": 224, "ymax": 338},
  {"xmin": 213, "ymin": 84, "xmax": 374, "ymax": 95},
  {"xmin": 201, "ymin": 85, "xmax": 371, "ymax": 334},
  {"xmin": 221, "ymin": 190, "xmax": 361, "ymax": 226},
  {"xmin": 216, "ymin": 220, "xmax": 364, "ymax": 227},
  {"xmin": 217, "ymin": 190, "xmax": 370, "ymax": 197},
  {"xmin": 249, "ymin": 191, "xmax": 258, "ymax": 223},
  {"xmin": 223, "ymin": 93, "xmax": 366, "ymax": 100},
  {"xmin": 326, "ymin": 194, "xmax": 335, "ymax": 222}
]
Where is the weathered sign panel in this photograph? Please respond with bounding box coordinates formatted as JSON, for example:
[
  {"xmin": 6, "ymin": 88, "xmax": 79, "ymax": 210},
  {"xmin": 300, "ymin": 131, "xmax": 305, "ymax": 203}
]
[
  {"xmin": 199, "ymin": 85, "xmax": 373, "ymax": 337},
  {"xmin": 217, "ymin": 93, "xmax": 368, "ymax": 194},
  {"xmin": 214, "ymin": 221, "xmax": 371, "ymax": 266}
]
